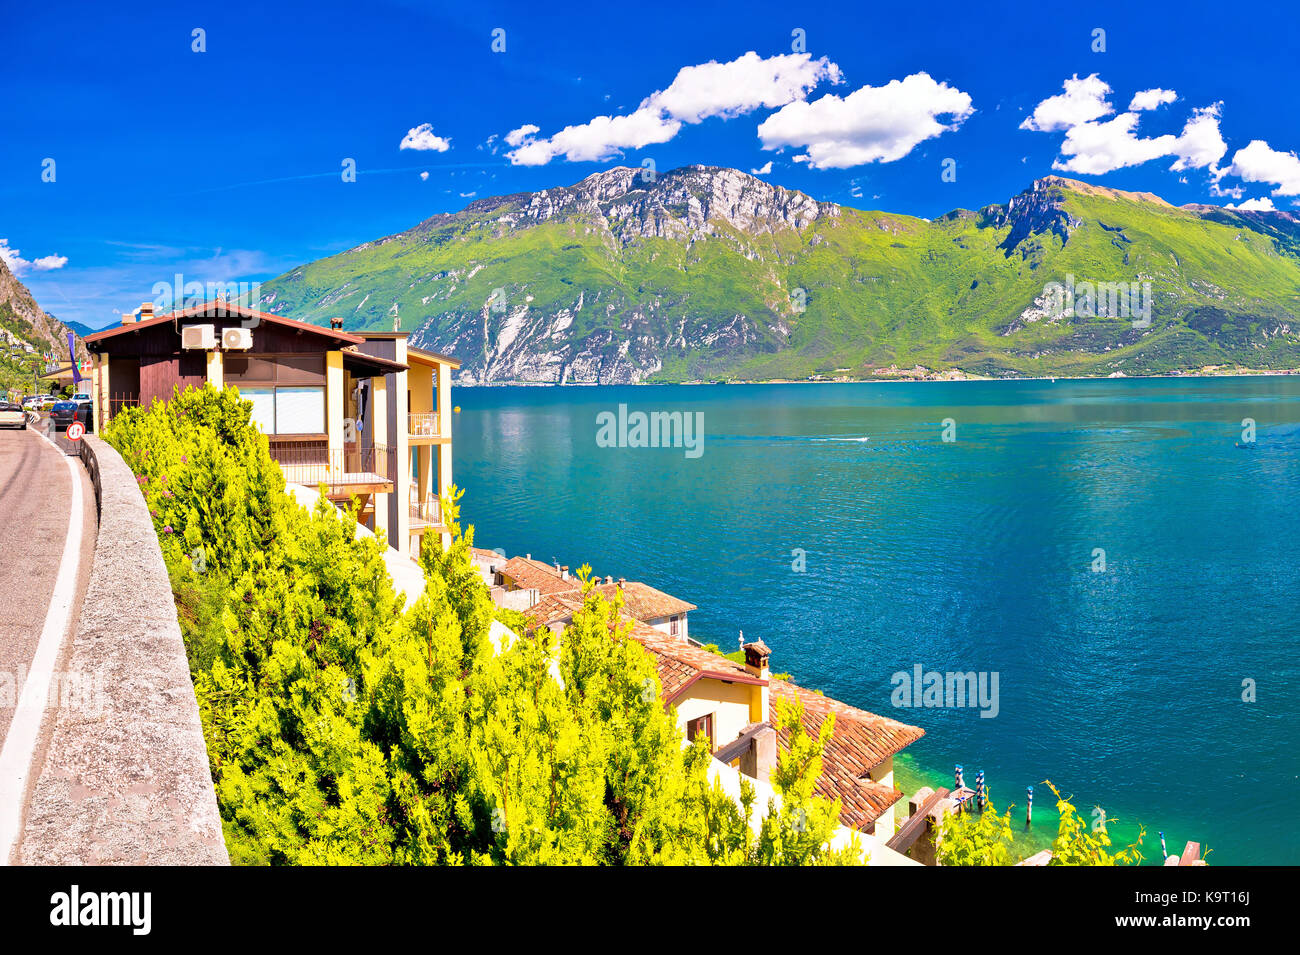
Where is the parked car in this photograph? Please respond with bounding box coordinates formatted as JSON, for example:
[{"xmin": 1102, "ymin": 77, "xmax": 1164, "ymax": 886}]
[
  {"xmin": 0, "ymin": 402, "xmax": 27, "ymax": 430},
  {"xmin": 71, "ymin": 392, "xmax": 94, "ymax": 429},
  {"xmin": 50, "ymin": 399, "xmax": 80, "ymax": 431}
]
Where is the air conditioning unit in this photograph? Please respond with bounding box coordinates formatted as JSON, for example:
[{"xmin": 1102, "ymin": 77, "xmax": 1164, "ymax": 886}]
[
  {"xmin": 181, "ymin": 324, "xmax": 216, "ymax": 349},
  {"xmin": 222, "ymin": 326, "xmax": 253, "ymax": 350}
]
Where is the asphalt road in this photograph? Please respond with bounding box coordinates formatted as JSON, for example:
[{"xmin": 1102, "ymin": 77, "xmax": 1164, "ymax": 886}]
[{"xmin": 0, "ymin": 423, "xmax": 96, "ymax": 756}]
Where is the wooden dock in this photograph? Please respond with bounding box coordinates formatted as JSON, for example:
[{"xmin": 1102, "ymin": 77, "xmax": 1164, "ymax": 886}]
[{"xmin": 886, "ymin": 787, "xmax": 950, "ymax": 855}]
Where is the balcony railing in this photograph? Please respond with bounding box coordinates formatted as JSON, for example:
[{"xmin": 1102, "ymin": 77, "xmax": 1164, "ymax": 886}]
[
  {"xmin": 270, "ymin": 443, "xmax": 396, "ymax": 493},
  {"xmin": 409, "ymin": 496, "xmax": 444, "ymax": 528},
  {"xmin": 408, "ymin": 411, "xmax": 441, "ymax": 438}
]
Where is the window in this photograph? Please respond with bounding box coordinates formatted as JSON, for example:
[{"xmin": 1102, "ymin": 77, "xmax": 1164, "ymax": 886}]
[
  {"xmin": 670, "ymin": 615, "xmax": 680, "ymax": 637},
  {"xmin": 227, "ymin": 354, "xmax": 327, "ymax": 435},
  {"xmin": 276, "ymin": 386, "xmax": 325, "ymax": 433},
  {"xmin": 241, "ymin": 385, "xmax": 325, "ymax": 435},
  {"xmin": 686, "ymin": 714, "xmax": 714, "ymax": 751}
]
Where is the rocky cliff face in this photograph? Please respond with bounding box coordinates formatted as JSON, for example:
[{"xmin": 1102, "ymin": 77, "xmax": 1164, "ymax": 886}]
[
  {"xmin": 441, "ymin": 165, "xmax": 838, "ymax": 244},
  {"xmin": 984, "ymin": 177, "xmax": 1084, "ymax": 255}
]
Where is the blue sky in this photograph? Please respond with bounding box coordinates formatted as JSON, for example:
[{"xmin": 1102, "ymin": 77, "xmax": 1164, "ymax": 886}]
[{"xmin": 4, "ymin": 0, "xmax": 1300, "ymax": 328}]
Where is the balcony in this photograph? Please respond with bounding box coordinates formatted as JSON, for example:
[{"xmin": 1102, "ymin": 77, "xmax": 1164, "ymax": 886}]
[
  {"xmin": 408, "ymin": 411, "xmax": 442, "ymax": 439},
  {"xmin": 270, "ymin": 443, "xmax": 396, "ymax": 498},
  {"xmin": 409, "ymin": 495, "xmax": 445, "ymax": 533}
]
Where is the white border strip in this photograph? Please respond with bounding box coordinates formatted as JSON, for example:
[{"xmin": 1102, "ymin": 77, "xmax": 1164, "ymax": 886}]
[{"xmin": 0, "ymin": 428, "xmax": 85, "ymax": 863}]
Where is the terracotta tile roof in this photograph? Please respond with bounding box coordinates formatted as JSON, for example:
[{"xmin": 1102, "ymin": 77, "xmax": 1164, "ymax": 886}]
[
  {"xmin": 525, "ymin": 592, "xmax": 586, "ymax": 627},
  {"xmin": 497, "ymin": 556, "xmax": 696, "ymax": 622},
  {"xmin": 588, "ymin": 582, "xmax": 696, "ymax": 620},
  {"xmin": 500, "ymin": 556, "xmax": 579, "ymax": 596},
  {"xmin": 622, "ymin": 619, "xmax": 762, "ymax": 702},
  {"xmin": 768, "ymin": 679, "xmax": 925, "ymax": 830}
]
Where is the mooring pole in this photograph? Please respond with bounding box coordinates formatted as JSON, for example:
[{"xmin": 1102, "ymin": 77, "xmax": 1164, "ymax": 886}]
[
  {"xmin": 976, "ymin": 770, "xmax": 986, "ymax": 810},
  {"xmin": 1160, "ymin": 831, "xmax": 1168, "ymax": 860},
  {"xmin": 1026, "ymin": 786, "xmax": 1033, "ymax": 826}
]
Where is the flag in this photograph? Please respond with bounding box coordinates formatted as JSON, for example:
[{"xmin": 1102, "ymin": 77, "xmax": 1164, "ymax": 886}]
[{"xmin": 67, "ymin": 331, "xmax": 81, "ymax": 384}]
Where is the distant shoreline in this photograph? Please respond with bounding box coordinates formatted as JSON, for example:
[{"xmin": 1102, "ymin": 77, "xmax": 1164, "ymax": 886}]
[{"xmin": 454, "ymin": 368, "xmax": 1300, "ymax": 387}]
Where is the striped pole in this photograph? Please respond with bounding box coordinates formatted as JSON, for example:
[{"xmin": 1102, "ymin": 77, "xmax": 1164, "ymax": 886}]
[
  {"xmin": 955, "ymin": 764, "xmax": 964, "ymax": 790},
  {"xmin": 1026, "ymin": 786, "xmax": 1033, "ymax": 826},
  {"xmin": 976, "ymin": 770, "xmax": 986, "ymax": 809},
  {"xmin": 1159, "ymin": 831, "xmax": 1168, "ymax": 860}
]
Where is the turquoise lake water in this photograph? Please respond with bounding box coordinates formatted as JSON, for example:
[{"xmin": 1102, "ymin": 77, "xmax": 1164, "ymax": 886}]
[{"xmin": 451, "ymin": 377, "xmax": 1299, "ymax": 865}]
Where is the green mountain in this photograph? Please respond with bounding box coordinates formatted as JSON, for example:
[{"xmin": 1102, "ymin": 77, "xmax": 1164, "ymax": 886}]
[{"xmin": 257, "ymin": 167, "xmax": 1300, "ymax": 382}]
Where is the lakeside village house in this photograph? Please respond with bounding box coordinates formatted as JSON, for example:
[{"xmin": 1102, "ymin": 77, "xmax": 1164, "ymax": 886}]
[
  {"xmin": 473, "ymin": 550, "xmax": 927, "ymax": 861},
  {"xmin": 83, "ymin": 298, "xmax": 928, "ymax": 862}
]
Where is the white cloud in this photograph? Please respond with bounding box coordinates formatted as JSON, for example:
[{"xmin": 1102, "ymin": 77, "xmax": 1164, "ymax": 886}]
[
  {"xmin": 504, "ymin": 124, "xmax": 538, "ymax": 148},
  {"xmin": 506, "ymin": 51, "xmax": 840, "ymax": 166},
  {"xmin": 420, "ymin": 171, "xmax": 429, "ymax": 181},
  {"xmin": 1170, "ymin": 104, "xmax": 1227, "ymax": 171},
  {"xmin": 1129, "ymin": 88, "xmax": 1178, "ymax": 111},
  {"xmin": 508, "ymin": 107, "xmax": 680, "ymax": 165},
  {"xmin": 1026, "ymin": 77, "xmax": 1227, "ymax": 178},
  {"xmin": 751, "ymin": 161, "xmax": 773, "ymax": 174},
  {"xmin": 0, "ymin": 239, "xmax": 67, "ymax": 275},
  {"xmin": 1052, "ymin": 113, "xmax": 1178, "ymax": 175},
  {"xmin": 1227, "ymin": 196, "xmax": 1276, "ymax": 211},
  {"xmin": 1210, "ymin": 180, "xmax": 1245, "ymax": 199},
  {"xmin": 1224, "ymin": 139, "xmax": 1300, "ymax": 196},
  {"xmin": 756, "ymin": 72, "xmax": 974, "ymax": 169},
  {"xmin": 399, "ymin": 123, "xmax": 451, "ymax": 152},
  {"xmin": 649, "ymin": 50, "xmax": 840, "ymax": 123},
  {"xmin": 1021, "ymin": 74, "xmax": 1113, "ymax": 132}
]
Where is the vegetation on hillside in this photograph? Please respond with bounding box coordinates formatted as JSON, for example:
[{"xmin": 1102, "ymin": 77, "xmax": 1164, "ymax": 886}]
[
  {"xmin": 105, "ymin": 386, "xmax": 865, "ymax": 865},
  {"xmin": 259, "ymin": 169, "xmax": 1300, "ymax": 383}
]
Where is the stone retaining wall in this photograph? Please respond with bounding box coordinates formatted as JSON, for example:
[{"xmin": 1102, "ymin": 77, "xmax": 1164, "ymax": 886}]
[{"xmin": 18, "ymin": 435, "xmax": 228, "ymax": 864}]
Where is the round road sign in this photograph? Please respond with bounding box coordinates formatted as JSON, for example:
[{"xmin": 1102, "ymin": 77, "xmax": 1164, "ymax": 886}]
[{"xmin": 66, "ymin": 421, "xmax": 85, "ymax": 441}]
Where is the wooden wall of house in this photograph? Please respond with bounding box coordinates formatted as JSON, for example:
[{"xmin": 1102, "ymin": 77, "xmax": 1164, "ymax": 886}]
[
  {"xmin": 94, "ymin": 319, "xmax": 343, "ymax": 357},
  {"xmin": 139, "ymin": 352, "xmax": 207, "ymax": 401}
]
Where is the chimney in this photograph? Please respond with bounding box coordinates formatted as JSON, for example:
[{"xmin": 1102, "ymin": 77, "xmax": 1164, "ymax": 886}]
[
  {"xmin": 743, "ymin": 639, "xmax": 772, "ymax": 724},
  {"xmin": 139, "ymin": 302, "xmax": 154, "ymax": 322},
  {"xmin": 740, "ymin": 725, "xmax": 777, "ymax": 784},
  {"xmin": 604, "ymin": 575, "xmax": 613, "ymax": 585},
  {"xmin": 329, "ymin": 317, "xmax": 344, "ymax": 330},
  {"xmin": 617, "ymin": 577, "xmax": 626, "ymax": 588},
  {"xmin": 560, "ymin": 565, "xmax": 570, "ymax": 581},
  {"xmin": 525, "ymin": 553, "xmax": 531, "ymax": 560},
  {"xmin": 120, "ymin": 311, "xmax": 136, "ymax": 326}
]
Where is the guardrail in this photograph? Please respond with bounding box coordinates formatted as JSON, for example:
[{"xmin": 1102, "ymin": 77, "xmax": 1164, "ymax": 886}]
[
  {"xmin": 410, "ymin": 496, "xmax": 443, "ymax": 526},
  {"xmin": 409, "ymin": 411, "xmax": 441, "ymax": 437},
  {"xmin": 17, "ymin": 435, "xmax": 229, "ymax": 864},
  {"xmin": 271, "ymin": 443, "xmax": 396, "ymax": 491}
]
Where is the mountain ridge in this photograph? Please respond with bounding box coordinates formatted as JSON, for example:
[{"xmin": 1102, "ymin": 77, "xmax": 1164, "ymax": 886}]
[{"xmin": 257, "ymin": 166, "xmax": 1300, "ymax": 383}]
